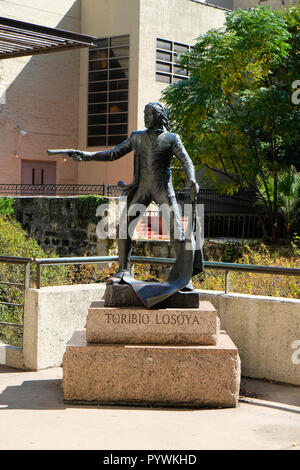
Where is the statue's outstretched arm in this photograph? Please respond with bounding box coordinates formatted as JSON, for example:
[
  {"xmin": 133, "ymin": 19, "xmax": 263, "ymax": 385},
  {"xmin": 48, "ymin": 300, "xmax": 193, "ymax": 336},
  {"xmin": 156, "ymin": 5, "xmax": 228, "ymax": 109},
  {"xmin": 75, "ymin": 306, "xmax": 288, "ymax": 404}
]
[{"xmin": 48, "ymin": 136, "xmax": 133, "ymax": 162}]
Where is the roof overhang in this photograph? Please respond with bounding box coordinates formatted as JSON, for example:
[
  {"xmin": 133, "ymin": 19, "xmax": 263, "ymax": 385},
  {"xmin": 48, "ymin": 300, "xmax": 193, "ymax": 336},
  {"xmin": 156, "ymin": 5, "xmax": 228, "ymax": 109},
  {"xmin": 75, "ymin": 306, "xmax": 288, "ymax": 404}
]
[{"xmin": 0, "ymin": 16, "xmax": 95, "ymax": 59}]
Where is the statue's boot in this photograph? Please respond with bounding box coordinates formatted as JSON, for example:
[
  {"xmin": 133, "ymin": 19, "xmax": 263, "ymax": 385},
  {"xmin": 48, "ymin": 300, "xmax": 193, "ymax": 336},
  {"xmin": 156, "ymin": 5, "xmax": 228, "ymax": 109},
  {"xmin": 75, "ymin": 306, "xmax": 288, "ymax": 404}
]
[
  {"xmin": 180, "ymin": 280, "xmax": 194, "ymax": 292},
  {"xmin": 107, "ymin": 238, "xmax": 132, "ymax": 285}
]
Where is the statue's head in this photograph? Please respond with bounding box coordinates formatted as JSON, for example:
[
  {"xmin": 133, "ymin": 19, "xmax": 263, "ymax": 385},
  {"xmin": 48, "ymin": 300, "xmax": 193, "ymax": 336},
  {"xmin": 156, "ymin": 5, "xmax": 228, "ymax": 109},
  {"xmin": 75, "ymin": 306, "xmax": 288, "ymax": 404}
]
[{"xmin": 144, "ymin": 102, "xmax": 170, "ymax": 131}]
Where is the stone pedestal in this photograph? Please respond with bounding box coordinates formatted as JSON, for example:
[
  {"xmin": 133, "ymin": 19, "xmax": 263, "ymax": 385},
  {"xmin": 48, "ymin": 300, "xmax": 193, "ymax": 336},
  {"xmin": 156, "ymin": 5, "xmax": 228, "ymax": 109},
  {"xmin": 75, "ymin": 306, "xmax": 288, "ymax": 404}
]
[
  {"xmin": 86, "ymin": 300, "xmax": 219, "ymax": 345},
  {"xmin": 63, "ymin": 286, "xmax": 241, "ymax": 408},
  {"xmin": 63, "ymin": 330, "xmax": 240, "ymax": 407}
]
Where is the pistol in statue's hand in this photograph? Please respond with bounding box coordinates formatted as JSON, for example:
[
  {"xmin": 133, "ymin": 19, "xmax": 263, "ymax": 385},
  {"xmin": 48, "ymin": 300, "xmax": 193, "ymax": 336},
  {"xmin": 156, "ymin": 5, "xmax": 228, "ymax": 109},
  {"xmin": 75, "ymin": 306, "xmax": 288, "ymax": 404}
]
[
  {"xmin": 69, "ymin": 150, "xmax": 85, "ymax": 162},
  {"xmin": 190, "ymin": 181, "xmax": 199, "ymax": 202},
  {"xmin": 47, "ymin": 149, "xmax": 85, "ymax": 161}
]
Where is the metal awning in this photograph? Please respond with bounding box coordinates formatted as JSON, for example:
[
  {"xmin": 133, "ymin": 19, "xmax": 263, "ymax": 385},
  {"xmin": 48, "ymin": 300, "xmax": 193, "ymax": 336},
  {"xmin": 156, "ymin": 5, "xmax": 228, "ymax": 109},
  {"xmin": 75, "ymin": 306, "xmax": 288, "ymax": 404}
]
[{"xmin": 0, "ymin": 16, "xmax": 95, "ymax": 59}]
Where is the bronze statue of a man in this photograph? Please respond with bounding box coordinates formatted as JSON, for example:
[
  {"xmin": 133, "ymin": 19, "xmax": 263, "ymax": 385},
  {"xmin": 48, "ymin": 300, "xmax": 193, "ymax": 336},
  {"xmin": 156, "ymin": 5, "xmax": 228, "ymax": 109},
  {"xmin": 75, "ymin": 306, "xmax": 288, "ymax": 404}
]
[{"xmin": 64, "ymin": 102, "xmax": 203, "ymax": 307}]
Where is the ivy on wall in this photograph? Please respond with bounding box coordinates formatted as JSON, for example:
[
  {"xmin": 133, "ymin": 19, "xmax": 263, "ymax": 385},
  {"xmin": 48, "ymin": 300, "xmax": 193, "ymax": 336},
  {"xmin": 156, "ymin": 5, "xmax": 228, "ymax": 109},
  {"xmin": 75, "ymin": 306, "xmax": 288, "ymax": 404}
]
[{"xmin": 77, "ymin": 195, "xmax": 109, "ymax": 224}]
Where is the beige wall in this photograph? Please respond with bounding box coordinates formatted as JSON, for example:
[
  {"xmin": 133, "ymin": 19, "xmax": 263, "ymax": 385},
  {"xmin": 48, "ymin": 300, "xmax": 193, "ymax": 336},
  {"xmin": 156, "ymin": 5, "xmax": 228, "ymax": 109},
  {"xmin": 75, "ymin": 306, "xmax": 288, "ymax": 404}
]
[
  {"xmin": 137, "ymin": 0, "xmax": 226, "ymax": 129},
  {"xmin": 0, "ymin": 0, "xmax": 81, "ymax": 184},
  {"xmin": 0, "ymin": 0, "xmax": 226, "ymax": 187},
  {"xmin": 77, "ymin": 0, "xmax": 226, "ymax": 186},
  {"xmin": 0, "ymin": 284, "xmax": 106, "ymax": 370},
  {"xmin": 78, "ymin": 0, "xmax": 141, "ymax": 186},
  {"xmin": 199, "ymin": 290, "xmax": 300, "ymax": 386},
  {"xmin": 0, "ymin": 0, "xmax": 294, "ymax": 187}
]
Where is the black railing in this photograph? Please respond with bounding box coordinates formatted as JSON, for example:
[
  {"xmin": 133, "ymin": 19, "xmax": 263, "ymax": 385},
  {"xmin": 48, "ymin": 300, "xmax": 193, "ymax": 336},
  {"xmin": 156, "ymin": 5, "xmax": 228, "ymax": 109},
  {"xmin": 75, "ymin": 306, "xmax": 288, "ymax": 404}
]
[
  {"xmin": 177, "ymin": 188, "xmax": 262, "ymax": 239},
  {"xmin": 177, "ymin": 188, "xmax": 258, "ymax": 214},
  {"xmin": 0, "ymin": 183, "xmax": 122, "ymax": 196},
  {"xmin": 0, "ymin": 183, "xmax": 257, "ymax": 207}
]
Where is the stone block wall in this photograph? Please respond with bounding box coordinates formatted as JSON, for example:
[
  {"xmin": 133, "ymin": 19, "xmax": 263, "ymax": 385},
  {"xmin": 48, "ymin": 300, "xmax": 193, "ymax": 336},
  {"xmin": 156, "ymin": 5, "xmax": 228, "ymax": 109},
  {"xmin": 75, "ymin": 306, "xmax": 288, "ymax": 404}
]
[
  {"xmin": 11, "ymin": 196, "xmax": 250, "ymax": 264},
  {"xmin": 13, "ymin": 196, "xmax": 116, "ymax": 257}
]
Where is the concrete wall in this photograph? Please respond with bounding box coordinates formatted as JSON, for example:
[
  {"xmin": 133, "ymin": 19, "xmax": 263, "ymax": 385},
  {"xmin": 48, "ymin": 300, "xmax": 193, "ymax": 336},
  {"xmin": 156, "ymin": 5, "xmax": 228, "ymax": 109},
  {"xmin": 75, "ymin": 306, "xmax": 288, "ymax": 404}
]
[
  {"xmin": 0, "ymin": 284, "xmax": 106, "ymax": 370},
  {"xmin": 0, "ymin": 0, "xmax": 81, "ymax": 184},
  {"xmin": 137, "ymin": 0, "xmax": 226, "ymax": 129},
  {"xmin": 198, "ymin": 290, "xmax": 300, "ymax": 386},
  {"xmin": 1, "ymin": 284, "xmax": 299, "ymax": 386}
]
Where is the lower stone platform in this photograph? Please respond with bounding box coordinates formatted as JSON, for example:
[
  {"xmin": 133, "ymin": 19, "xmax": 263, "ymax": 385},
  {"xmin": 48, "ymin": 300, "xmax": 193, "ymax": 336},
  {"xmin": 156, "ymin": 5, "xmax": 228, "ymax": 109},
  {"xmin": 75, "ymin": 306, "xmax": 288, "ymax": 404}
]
[{"xmin": 62, "ymin": 330, "xmax": 241, "ymax": 408}]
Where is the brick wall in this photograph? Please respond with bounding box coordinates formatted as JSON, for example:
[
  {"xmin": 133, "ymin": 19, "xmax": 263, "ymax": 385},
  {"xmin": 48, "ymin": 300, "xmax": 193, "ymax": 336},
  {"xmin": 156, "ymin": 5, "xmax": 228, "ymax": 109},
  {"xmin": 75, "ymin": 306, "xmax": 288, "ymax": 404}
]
[{"xmin": 0, "ymin": 0, "xmax": 81, "ymax": 184}]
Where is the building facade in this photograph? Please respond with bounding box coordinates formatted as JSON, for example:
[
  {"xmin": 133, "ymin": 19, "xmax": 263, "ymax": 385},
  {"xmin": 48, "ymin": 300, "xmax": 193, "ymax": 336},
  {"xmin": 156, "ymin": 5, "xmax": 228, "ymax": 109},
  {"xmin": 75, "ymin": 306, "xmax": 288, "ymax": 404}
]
[
  {"xmin": 0, "ymin": 0, "xmax": 293, "ymax": 188},
  {"xmin": 0, "ymin": 0, "xmax": 226, "ymax": 187}
]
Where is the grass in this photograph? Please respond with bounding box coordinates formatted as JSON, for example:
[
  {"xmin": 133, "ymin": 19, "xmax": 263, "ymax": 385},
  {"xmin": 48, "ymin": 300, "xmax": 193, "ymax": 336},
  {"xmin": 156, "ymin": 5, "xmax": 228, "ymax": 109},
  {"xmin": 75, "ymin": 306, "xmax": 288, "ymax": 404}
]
[{"xmin": 193, "ymin": 241, "xmax": 300, "ymax": 298}]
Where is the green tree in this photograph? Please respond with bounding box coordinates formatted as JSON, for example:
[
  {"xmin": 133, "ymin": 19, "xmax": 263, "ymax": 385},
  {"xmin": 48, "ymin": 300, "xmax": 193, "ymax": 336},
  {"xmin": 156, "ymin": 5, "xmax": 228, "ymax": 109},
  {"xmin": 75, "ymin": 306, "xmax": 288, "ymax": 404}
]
[
  {"xmin": 163, "ymin": 6, "xmax": 300, "ymax": 241},
  {"xmin": 257, "ymin": 166, "xmax": 300, "ymax": 238}
]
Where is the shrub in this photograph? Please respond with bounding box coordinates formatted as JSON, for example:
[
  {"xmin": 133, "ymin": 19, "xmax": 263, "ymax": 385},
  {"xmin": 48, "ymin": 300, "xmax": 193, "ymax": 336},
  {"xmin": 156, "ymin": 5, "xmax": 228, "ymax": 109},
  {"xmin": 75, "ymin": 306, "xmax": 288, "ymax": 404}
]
[
  {"xmin": 77, "ymin": 195, "xmax": 109, "ymax": 224},
  {"xmin": 193, "ymin": 241, "xmax": 300, "ymax": 298},
  {"xmin": 0, "ymin": 198, "xmax": 15, "ymax": 217},
  {"xmin": 0, "ymin": 216, "xmax": 70, "ymax": 346}
]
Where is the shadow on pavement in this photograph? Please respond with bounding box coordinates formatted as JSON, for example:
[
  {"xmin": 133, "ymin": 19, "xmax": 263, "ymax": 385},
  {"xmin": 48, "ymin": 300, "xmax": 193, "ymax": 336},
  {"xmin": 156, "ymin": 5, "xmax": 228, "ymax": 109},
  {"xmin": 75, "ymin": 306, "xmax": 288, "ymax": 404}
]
[
  {"xmin": 0, "ymin": 366, "xmax": 299, "ymax": 413},
  {"xmin": 0, "ymin": 379, "xmax": 65, "ymax": 410},
  {"xmin": 240, "ymin": 377, "xmax": 300, "ymax": 413}
]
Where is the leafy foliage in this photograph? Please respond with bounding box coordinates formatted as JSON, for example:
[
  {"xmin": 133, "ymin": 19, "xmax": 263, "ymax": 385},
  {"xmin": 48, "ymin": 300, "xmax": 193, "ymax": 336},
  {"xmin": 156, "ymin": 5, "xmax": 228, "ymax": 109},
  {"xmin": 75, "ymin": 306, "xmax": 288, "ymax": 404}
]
[
  {"xmin": 163, "ymin": 6, "xmax": 300, "ymax": 240},
  {"xmin": 77, "ymin": 195, "xmax": 109, "ymax": 224},
  {"xmin": 257, "ymin": 166, "xmax": 300, "ymax": 237},
  {"xmin": 194, "ymin": 241, "xmax": 300, "ymax": 298},
  {"xmin": 0, "ymin": 216, "xmax": 70, "ymax": 346},
  {"xmin": 0, "ymin": 198, "xmax": 15, "ymax": 217}
]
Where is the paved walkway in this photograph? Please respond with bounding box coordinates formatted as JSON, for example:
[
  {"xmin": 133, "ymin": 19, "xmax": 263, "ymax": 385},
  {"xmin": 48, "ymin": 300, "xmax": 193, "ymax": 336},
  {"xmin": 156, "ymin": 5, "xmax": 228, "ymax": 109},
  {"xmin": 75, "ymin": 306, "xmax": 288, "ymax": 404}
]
[{"xmin": 0, "ymin": 366, "xmax": 299, "ymax": 450}]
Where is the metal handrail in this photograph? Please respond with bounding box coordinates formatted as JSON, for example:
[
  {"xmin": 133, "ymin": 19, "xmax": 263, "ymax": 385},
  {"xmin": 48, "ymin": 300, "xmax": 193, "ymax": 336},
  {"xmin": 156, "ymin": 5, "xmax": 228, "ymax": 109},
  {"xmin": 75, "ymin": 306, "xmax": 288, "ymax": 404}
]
[
  {"xmin": 1, "ymin": 253, "xmax": 299, "ymax": 291},
  {"xmin": 0, "ymin": 255, "xmax": 34, "ymax": 264},
  {"xmin": 0, "ymin": 256, "xmax": 32, "ymax": 346},
  {"xmin": 33, "ymin": 255, "xmax": 300, "ymax": 292},
  {"xmin": 35, "ymin": 256, "xmax": 119, "ymax": 265},
  {"xmin": 203, "ymin": 261, "xmax": 300, "ymax": 276},
  {"xmin": 1, "ymin": 254, "xmax": 298, "ymax": 348},
  {"xmin": 34, "ymin": 254, "xmax": 300, "ymax": 274}
]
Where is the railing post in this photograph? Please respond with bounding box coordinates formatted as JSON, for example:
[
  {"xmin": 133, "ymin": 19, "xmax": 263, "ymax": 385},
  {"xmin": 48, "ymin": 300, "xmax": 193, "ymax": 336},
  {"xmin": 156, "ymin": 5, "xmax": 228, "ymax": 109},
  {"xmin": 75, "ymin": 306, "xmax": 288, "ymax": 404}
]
[
  {"xmin": 36, "ymin": 263, "xmax": 41, "ymax": 289},
  {"xmin": 225, "ymin": 271, "xmax": 230, "ymax": 294},
  {"xmin": 24, "ymin": 262, "xmax": 30, "ymax": 289},
  {"xmin": 130, "ymin": 263, "xmax": 135, "ymax": 277}
]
